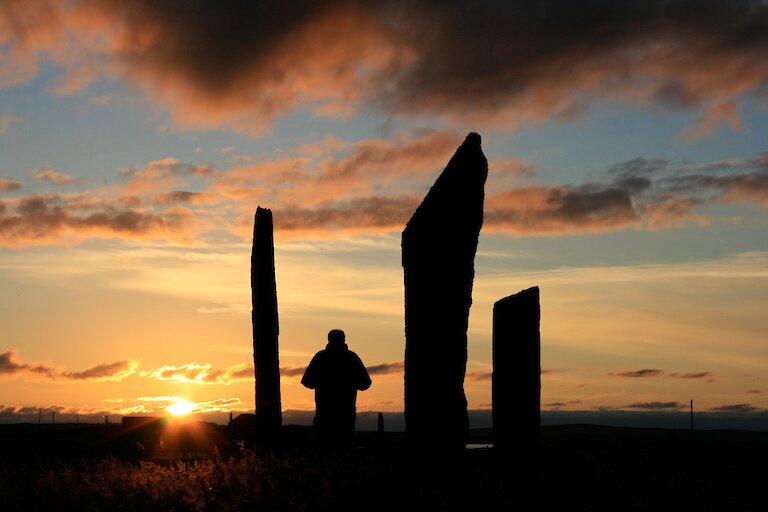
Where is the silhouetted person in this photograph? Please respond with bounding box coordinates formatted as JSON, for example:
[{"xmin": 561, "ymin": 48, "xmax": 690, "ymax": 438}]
[{"xmin": 301, "ymin": 329, "xmax": 371, "ymax": 446}]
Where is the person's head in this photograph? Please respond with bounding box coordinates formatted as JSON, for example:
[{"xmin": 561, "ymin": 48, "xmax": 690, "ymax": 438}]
[{"xmin": 327, "ymin": 329, "xmax": 346, "ymax": 348}]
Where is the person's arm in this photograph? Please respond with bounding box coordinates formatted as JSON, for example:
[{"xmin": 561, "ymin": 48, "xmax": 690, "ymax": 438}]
[
  {"xmin": 353, "ymin": 354, "xmax": 372, "ymax": 391},
  {"xmin": 301, "ymin": 354, "xmax": 319, "ymax": 389}
]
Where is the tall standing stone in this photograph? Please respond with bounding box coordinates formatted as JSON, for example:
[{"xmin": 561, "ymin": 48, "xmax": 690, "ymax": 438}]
[
  {"xmin": 492, "ymin": 287, "xmax": 540, "ymax": 450},
  {"xmin": 252, "ymin": 207, "xmax": 282, "ymax": 429},
  {"xmin": 402, "ymin": 132, "xmax": 488, "ymax": 451}
]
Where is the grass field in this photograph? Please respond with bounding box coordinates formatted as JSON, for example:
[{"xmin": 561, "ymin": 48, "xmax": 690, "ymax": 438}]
[
  {"xmin": 1, "ymin": 435, "xmax": 767, "ymax": 511},
  {"xmin": 1, "ymin": 424, "xmax": 767, "ymax": 510}
]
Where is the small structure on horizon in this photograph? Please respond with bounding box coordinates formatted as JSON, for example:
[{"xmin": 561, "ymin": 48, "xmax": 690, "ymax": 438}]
[
  {"xmin": 251, "ymin": 207, "xmax": 282, "ymax": 430},
  {"xmin": 492, "ymin": 287, "xmax": 540, "ymax": 450},
  {"xmin": 402, "ymin": 132, "xmax": 488, "ymax": 451}
]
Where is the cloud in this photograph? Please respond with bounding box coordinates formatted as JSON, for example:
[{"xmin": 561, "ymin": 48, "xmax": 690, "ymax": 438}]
[
  {"xmin": 61, "ymin": 360, "xmax": 139, "ymax": 381},
  {"xmin": 119, "ymin": 158, "xmax": 219, "ymax": 196},
  {"xmin": 709, "ymin": 403, "xmax": 760, "ymax": 413},
  {"xmin": 142, "ymin": 362, "xmax": 251, "ymax": 385},
  {"xmin": 152, "ymin": 191, "xmax": 221, "ymax": 205},
  {"xmin": 0, "ymin": 350, "xmax": 55, "ymax": 378},
  {"xmin": 0, "ymin": 178, "xmax": 22, "ymax": 192},
  {"xmin": 32, "ymin": 166, "xmax": 76, "ymax": 185},
  {"xmin": 214, "ymin": 130, "xmax": 461, "ymax": 207},
  {"xmin": 465, "ymin": 370, "xmax": 492, "ymax": 382},
  {"xmin": 746, "ymin": 389, "xmax": 762, "ymax": 394},
  {"xmin": 625, "ymin": 401, "xmax": 683, "ymax": 410},
  {"xmin": 0, "ymin": 350, "xmax": 138, "ymax": 381},
  {"xmin": 609, "ymin": 368, "xmax": 664, "ymax": 378},
  {"xmin": 0, "ymin": 193, "xmax": 195, "ymax": 246},
  {"xmin": 669, "ymin": 371, "xmax": 713, "ymax": 379},
  {"xmin": 3, "ymin": 1, "xmax": 768, "ymax": 135},
  {"xmin": 684, "ymin": 101, "xmax": 744, "ymax": 141},
  {"xmin": 3, "ymin": 137, "xmax": 768, "ymax": 247},
  {"xmin": 485, "ymin": 185, "xmax": 641, "ymax": 235},
  {"xmin": 279, "ymin": 366, "xmax": 307, "ymax": 378},
  {"xmin": 143, "ymin": 360, "xmax": 408, "ymax": 383},
  {"xmin": 663, "ymin": 170, "xmax": 768, "ymax": 207},
  {"xmin": 367, "ymin": 361, "xmax": 404, "ymax": 375},
  {"xmin": 274, "ymin": 196, "xmax": 420, "ymax": 237}
]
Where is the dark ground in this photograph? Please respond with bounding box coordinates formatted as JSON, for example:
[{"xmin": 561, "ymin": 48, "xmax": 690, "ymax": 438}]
[{"xmin": 1, "ymin": 423, "xmax": 767, "ymax": 511}]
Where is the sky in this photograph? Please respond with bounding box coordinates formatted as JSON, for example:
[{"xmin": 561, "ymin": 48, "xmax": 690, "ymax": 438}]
[{"xmin": 1, "ymin": 0, "xmax": 767, "ymax": 425}]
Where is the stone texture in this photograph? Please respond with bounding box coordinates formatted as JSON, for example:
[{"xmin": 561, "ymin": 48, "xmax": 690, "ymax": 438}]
[
  {"xmin": 251, "ymin": 207, "xmax": 282, "ymax": 429},
  {"xmin": 402, "ymin": 132, "xmax": 488, "ymax": 450},
  {"xmin": 492, "ymin": 287, "xmax": 540, "ymax": 450}
]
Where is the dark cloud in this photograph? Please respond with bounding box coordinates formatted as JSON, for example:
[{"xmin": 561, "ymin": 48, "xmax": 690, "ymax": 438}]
[
  {"xmin": 279, "ymin": 366, "xmax": 307, "ymax": 378},
  {"xmin": 607, "ymin": 158, "xmax": 668, "ymax": 193},
  {"xmin": 669, "ymin": 371, "xmax": 713, "ymax": 379},
  {"xmin": 486, "ymin": 185, "xmax": 640, "ymax": 234},
  {"xmin": 709, "ymin": 404, "xmax": 760, "ymax": 413},
  {"xmin": 662, "ymin": 171, "xmax": 768, "ymax": 206},
  {"xmin": 0, "ymin": 351, "xmax": 137, "ymax": 381},
  {"xmin": 367, "ymin": 361, "xmax": 404, "ymax": 375},
  {"xmin": 4, "ymin": 1, "xmax": 768, "ymax": 132},
  {"xmin": 746, "ymin": 389, "xmax": 762, "ymax": 394},
  {"xmin": 152, "ymin": 191, "xmax": 220, "ymax": 205},
  {"xmin": 0, "ymin": 350, "xmax": 55, "ymax": 378},
  {"xmin": 625, "ymin": 401, "xmax": 683, "ymax": 410},
  {"xmin": 61, "ymin": 360, "xmax": 138, "ymax": 381},
  {"xmin": 609, "ymin": 368, "xmax": 664, "ymax": 378},
  {"xmin": 382, "ymin": 1, "xmax": 768, "ymax": 123}
]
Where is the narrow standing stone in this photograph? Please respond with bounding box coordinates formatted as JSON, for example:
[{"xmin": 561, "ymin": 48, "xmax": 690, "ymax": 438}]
[
  {"xmin": 252, "ymin": 207, "xmax": 282, "ymax": 429},
  {"xmin": 402, "ymin": 132, "xmax": 488, "ymax": 451},
  {"xmin": 492, "ymin": 287, "xmax": 540, "ymax": 450}
]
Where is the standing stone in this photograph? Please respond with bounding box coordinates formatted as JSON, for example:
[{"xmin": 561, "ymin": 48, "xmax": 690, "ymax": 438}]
[
  {"xmin": 492, "ymin": 287, "xmax": 540, "ymax": 450},
  {"xmin": 252, "ymin": 207, "xmax": 282, "ymax": 429},
  {"xmin": 402, "ymin": 132, "xmax": 488, "ymax": 451}
]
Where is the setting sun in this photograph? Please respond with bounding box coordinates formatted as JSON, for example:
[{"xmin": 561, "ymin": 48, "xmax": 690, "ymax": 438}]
[{"xmin": 166, "ymin": 400, "xmax": 197, "ymax": 416}]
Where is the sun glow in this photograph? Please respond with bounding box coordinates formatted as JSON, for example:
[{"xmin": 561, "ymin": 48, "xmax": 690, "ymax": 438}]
[{"xmin": 166, "ymin": 399, "xmax": 197, "ymax": 416}]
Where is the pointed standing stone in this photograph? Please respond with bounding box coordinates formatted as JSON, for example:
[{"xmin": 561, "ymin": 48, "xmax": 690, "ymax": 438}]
[
  {"xmin": 252, "ymin": 207, "xmax": 282, "ymax": 429},
  {"xmin": 402, "ymin": 132, "xmax": 488, "ymax": 451},
  {"xmin": 492, "ymin": 287, "xmax": 540, "ymax": 450}
]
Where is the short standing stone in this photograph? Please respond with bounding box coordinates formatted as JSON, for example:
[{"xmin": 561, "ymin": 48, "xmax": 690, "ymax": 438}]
[{"xmin": 493, "ymin": 287, "xmax": 540, "ymax": 450}]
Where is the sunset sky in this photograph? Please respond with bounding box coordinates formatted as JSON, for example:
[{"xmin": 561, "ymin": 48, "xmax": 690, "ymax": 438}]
[{"xmin": 1, "ymin": 0, "xmax": 767, "ymax": 424}]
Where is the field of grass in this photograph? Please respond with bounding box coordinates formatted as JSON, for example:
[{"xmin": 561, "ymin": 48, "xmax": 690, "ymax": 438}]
[{"xmin": 1, "ymin": 439, "xmax": 767, "ymax": 511}]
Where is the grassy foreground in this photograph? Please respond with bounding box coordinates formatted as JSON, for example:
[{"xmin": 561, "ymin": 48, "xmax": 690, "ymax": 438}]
[{"xmin": 1, "ymin": 441, "xmax": 767, "ymax": 511}]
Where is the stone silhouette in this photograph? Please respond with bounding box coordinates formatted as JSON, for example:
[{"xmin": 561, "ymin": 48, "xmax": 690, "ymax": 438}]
[
  {"xmin": 301, "ymin": 329, "xmax": 371, "ymax": 446},
  {"xmin": 251, "ymin": 207, "xmax": 282, "ymax": 429},
  {"xmin": 402, "ymin": 132, "xmax": 488, "ymax": 451},
  {"xmin": 492, "ymin": 287, "xmax": 540, "ymax": 450}
]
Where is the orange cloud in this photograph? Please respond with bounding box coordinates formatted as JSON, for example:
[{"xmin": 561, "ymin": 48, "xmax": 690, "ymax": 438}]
[
  {"xmin": 609, "ymin": 369, "xmax": 664, "ymax": 378},
  {"xmin": 215, "ymin": 130, "xmax": 461, "ymax": 207},
  {"xmin": 2, "ymin": 137, "xmax": 768, "ymax": 246},
  {"xmin": 141, "ymin": 362, "xmax": 251, "ymax": 385},
  {"xmin": 32, "ymin": 166, "xmax": 76, "ymax": 185},
  {"xmin": 0, "ymin": 178, "xmax": 22, "ymax": 192},
  {"xmin": 119, "ymin": 158, "xmax": 218, "ymax": 196}
]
